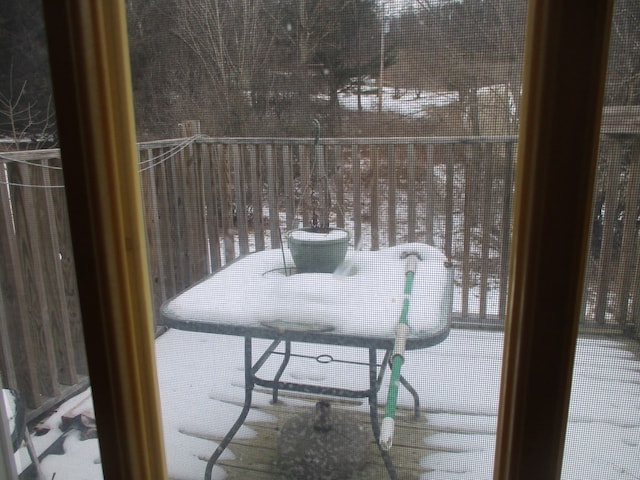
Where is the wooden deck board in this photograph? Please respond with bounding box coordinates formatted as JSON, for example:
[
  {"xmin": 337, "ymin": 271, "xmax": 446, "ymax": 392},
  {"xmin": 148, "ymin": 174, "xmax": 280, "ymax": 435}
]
[{"xmin": 185, "ymin": 390, "xmax": 490, "ymax": 480}]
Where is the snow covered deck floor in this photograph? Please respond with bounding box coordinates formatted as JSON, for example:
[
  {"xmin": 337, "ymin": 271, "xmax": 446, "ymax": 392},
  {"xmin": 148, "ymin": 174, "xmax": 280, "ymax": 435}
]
[
  {"xmin": 29, "ymin": 328, "xmax": 640, "ymax": 480},
  {"xmin": 211, "ymin": 395, "xmax": 446, "ymax": 479},
  {"xmin": 208, "ymin": 391, "xmax": 500, "ymax": 480}
]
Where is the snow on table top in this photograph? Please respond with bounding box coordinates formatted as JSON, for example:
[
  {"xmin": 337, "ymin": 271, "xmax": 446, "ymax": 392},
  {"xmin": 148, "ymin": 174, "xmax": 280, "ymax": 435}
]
[
  {"xmin": 164, "ymin": 243, "xmax": 449, "ymax": 337},
  {"xmin": 288, "ymin": 228, "xmax": 348, "ymax": 241}
]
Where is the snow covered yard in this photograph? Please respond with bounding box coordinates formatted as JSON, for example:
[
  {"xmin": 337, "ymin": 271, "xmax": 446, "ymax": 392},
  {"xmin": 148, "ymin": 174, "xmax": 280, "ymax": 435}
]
[{"xmin": 19, "ymin": 327, "xmax": 640, "ymax": 480}]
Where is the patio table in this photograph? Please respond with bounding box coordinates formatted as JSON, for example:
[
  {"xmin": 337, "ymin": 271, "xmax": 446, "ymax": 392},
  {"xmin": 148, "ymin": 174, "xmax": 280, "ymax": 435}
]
[{"xmin": 160, "ymin": 243, "xmax": 453, "ymax": 480}]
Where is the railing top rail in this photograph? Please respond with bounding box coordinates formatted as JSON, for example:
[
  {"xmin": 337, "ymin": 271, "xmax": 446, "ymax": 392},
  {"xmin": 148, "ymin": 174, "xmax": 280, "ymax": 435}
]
[
  {"xmin": 194, "ymin": 135, "xmax": 520, "ymax": 146},
  {"xmin": 136, "ymin": 136, "xmax": 200, "ymax": 150},
  {"xmin": 0, "ymin": 148, "xmax": 61, "ymax": 163},
  {"xmin": 5, "ymin": 130, "xmax": 640, "ymax": 163}
]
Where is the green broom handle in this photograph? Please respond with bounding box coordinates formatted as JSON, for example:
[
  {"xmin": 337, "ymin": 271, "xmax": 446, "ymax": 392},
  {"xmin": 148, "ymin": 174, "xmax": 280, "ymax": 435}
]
[{"xmin": 380, "ymin": 256, "xmax": 417, "ymax": 451}]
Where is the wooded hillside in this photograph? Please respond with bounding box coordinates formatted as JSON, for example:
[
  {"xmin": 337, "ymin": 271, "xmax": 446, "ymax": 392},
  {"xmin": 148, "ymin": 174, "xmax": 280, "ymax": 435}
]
[{"xmin": 0, "ymin": 0, "xmax": 638, "ymax": 143}]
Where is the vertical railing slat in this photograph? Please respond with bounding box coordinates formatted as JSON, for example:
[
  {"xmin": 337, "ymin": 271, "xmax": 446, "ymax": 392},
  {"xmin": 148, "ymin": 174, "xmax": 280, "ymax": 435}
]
[
  {"xmin": 424, "ymin": 144, "xmax": 435, "ymax": 245},
  {"xmin": 387, "ymin": 144, "xmax": 396, "ymax": 246},
  {"xmin": 168, "ymin": 146, "xmax": 189, "ymax": 290},
  {"xmin": 335, "ymin": 147, "xmax": 345, "ymax": 229},
  {"xmin": 407, "ymin": 143, "xmax": 417, "ymax": 243},
  {"xmin": 0, "ymin": 164, "xmax": 40, "ymax": 406},
  {"xmin": 317, "ymin": 144, "xmax": 329, "ymax": 228},
  {"xmin": 461, "ymin": 145, "xmax": 473, "ymax": 318},
  {"xmin": 632, "ymin": 227, "xmax": 640, "ymax": 336},
  {"xmin": 0, "ymin": 211, "xmax": 17, "ymax": 385},
  {"xmin": 140, "ymin": 149, "xmax": 167, "ymax": 323},
  {"xmin": 50, "ymin": 161, "xmax": 86, "ymax": 375},
  {"xmin": 444, "ymin": 145, "xmax": 454, "ymax": 259},
  {"xmin": 248, "ymin": 145, "xmax": 265, "ymax": 252},
  {"xmin": 8, "ymin": 163, "xmax": 59, "ymax": 399},
  {"xmin": 282, "ymin": 145, "xmax": 295, "ymax": 231},
  {"xmin": 499, "ymin": 141, "xmax": 515, "ymax": 320},
  {"xmin": 479, "ymin": 144, "xmax": 494, "ymax": 319},
  {"xmin": 232, "ymin": 144, "xmax": 250, "ymax": 255},
  {"xmin": 39, "ymin": 163, "xmax": 77, "ymax": 384},
  {"xmin": 266, "ymin": 145, "xmax": 281, "ymax": 248},
  {"xmin": 352, "ymin": 144, "xmax": 362, "ymax": 248},
  {"xmin": 215, "ymin": 144, "xmax": 235, "ymax": 264},
  {"xmin": 615, "ymin": 139, "xmax": 640, "ymax": 324},
  {"xmin": 202, "ymin": 144, "xmax": 221, "ymax": 271},
  {"xmin": 300, "ymin": 145, "xmax": 311, "ymax": 227},
  {"xmin": 0, "ymin": 284, "xmax": 16, "ymax": 389},
  {"xmin": 594, "ymin": 148, "xmax": 620, "ymax": 324},
  {"xmin": 370, "ymin": 146, "xmax": 379, "ymax": 250},
  {"xmin": 154, "ymin": 148, "xmax": 178, "ymax": 295},
  {"xmin": 187, "ymin": 139, "xmax": 209, "ymax": 280}
]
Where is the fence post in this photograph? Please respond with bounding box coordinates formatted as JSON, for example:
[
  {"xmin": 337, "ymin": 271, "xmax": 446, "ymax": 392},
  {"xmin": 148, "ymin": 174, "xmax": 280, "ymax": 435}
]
[
  {"xmin": 180, "ymin": 120, "xmax": 201, "ymax": 138},
  {"xmin": 140, "ymin": 148, "xmax": 166, "ymax": 322}
]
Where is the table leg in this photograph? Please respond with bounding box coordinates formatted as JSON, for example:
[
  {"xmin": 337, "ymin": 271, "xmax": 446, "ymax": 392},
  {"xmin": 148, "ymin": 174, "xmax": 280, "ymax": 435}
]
[
  {"xmin": 368, "ymin": 348, "xmax": 398, "ymax": 480},
  {"xmin": 382, "ymin": 349, "xmax": 420, "ymax": 419},
  {"xmin": 204, "ymin": 336, "xmax": 254, "ymax": 480},
  {"xmin": 399, "ymin": 374, "xmax": 421, "ymax": 420},
  {"xmin": 270, "ymin": 340, "xmax": 291, "ymax": 404}
]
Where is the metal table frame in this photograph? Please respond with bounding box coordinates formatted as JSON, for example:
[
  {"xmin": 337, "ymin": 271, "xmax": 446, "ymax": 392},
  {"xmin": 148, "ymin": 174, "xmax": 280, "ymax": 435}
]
[{"xmin": 160, "ymin": 252, "xmax": 452, "ymax": 480}]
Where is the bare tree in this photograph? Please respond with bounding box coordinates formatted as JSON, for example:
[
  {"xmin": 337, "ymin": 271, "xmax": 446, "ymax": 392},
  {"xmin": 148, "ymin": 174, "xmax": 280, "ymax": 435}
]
[
  {"xmin": 0, "ymin": 0, "xmax": 57, "ymax": 148},
  {"xmin": 410, "ymin": 0, "xmax": 525, "ymax": 135},
  {"xmin": 273, "ymin": 0, "xmax": 385, "ymax": 135},
  {"xmin": 605, "ymin": 0, "xmax": 640, "ymax": 106},
  {"xmin": 173, "ymin": 0, "xmax": 276, "ymax": 135},
  {"xmin": 0, "ymin": 68, "xmax": 56, "ymax": 150}
]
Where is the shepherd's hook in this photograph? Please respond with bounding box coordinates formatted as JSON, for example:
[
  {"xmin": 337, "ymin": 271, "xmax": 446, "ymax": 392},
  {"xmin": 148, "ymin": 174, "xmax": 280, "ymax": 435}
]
[{"xmin": 312, "ymin": 119, "xmax": 321, "ymax": 145}]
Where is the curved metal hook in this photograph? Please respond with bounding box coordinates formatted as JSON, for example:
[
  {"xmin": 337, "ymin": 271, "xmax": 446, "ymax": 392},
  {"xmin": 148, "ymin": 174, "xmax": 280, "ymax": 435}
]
[{"xmin": 312, "ymin": 118, "xmax": 321, "ymax": 145}]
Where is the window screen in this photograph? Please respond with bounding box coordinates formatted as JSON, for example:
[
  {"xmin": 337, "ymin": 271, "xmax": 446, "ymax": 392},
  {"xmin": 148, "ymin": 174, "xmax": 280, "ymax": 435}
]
[{"xmin": 1, "ymin": 1, "xmax": 639, "ymax": 480}]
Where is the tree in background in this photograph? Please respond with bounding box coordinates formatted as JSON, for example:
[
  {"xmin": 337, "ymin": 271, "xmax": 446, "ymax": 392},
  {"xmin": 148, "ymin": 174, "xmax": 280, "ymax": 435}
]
[
  {"xmin": 0, "ymin": 0, "xmax": 56, "ymax": 149},
  {"xmin": 273, "ymin": 0, "xmax": 393, "ymax": 135},
  {"xmin": 605, "ymin": 0, "xmax": 640, "ymax": 106},
  {"xmin": 408, "ymin": 0, "xmax": 525, "ymax": 135},
  {"xmin": 172, "ymin": 0, "xmax": 276, "ymax": 135},
  {"xmin": 12, "ymin": 0, "xmax": 636, "ymax": 141}
]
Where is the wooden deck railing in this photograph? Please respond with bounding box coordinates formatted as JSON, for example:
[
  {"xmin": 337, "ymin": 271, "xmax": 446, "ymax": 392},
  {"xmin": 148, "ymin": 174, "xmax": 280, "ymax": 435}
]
[{"xmin": 1, "ymin": 133, "xmax": 638, "ymax": 409}]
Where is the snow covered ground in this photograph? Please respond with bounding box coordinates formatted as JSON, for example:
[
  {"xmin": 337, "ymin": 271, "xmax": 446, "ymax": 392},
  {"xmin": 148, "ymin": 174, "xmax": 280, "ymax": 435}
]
[
  {"xmin": 337, "ymin": 86, "xmax": 459, "ymax": 119},
  {"xmin": 20, "ymin": 326, "xmax": 640, "ymax": 480}
]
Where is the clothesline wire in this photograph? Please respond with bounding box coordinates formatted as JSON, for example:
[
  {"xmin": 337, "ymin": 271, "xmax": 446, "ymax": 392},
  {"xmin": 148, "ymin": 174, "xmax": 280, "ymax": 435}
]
[
  {"xmin": 0, "ymin": 135, "xmax": 200, "ymax": 188},
  {"xmin": 138, "ymin": 135, "xmax": 199, "ymax": 167},
  {"xmin": 138, "ymin": 135, "xmax": 199, "ymax": 172},
  {"xmin": 0, "ymin": 153, "xmax": 63, "ymax": 169},
  {"xmin": 0, "ymin": 180, "xmax": 66, "ymax": 189}
]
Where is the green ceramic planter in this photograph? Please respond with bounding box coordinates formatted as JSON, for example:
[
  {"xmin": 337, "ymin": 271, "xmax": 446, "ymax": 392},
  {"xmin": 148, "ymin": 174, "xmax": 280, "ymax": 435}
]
[{"xmin": 286, "ymin": 227, "xmax": 350, "ymax": 273}]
